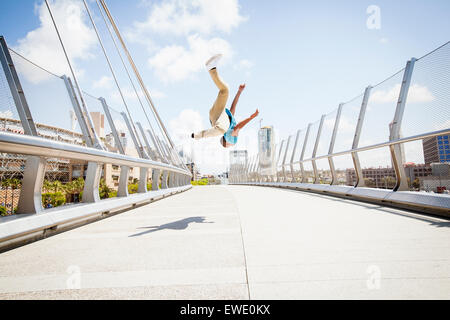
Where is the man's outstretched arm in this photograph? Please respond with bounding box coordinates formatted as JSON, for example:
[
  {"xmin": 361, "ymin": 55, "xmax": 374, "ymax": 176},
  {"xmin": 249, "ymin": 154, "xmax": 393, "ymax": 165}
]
[
  {"xmin": 232, "ymin": 109, "xmax": 259, "ymax": 136},
  {"xmin": 229, "ymin": 84, "xmax": 245, "ymax": 115}
]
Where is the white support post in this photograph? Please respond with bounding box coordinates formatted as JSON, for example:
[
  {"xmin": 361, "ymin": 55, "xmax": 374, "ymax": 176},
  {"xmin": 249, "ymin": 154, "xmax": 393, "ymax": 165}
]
[
  {"xmin": 351, "ymin": 86, "xmax": 372, "ymax": 187},
  {"xmin": 83, "ymin": 162, "xmax": 102, "ymax": 203},
  {"xmin": 390, "ymin": 58, "xmax": 416, "ymax": 191},
  {"xmin": 312, "ymin": 115, "xmax": 326, "ymax": 184},
  {"xmin": 328, "ymin": 104, "xmax": 343, "ymax": 185},
  {"xmin": 16, "ymin": 156, "xmax": 46, "ymax": 214},
  {"xmin": 282, "ymin": 136, "xmax": 292, "ymax": 182},
  {"xmin": 290, "ymin": 130, "xmax": 301, "ymax": 182},
  {"xmin": 300, "ymin": 124, "xmax": 312, "ymax": 183}
]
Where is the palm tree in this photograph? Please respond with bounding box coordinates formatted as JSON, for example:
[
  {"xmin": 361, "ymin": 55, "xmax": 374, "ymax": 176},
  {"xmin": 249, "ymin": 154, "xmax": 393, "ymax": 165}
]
[
  {"xmin": 42, "ymin": 180, "xmax": 52, "ymax": 193},
  {"xmin": 99, "ymin": 179, "xmax": 113, "ymax": 199},
  {"xmin": 51, "ymin": 181, "xmax": 63, "ymax": 193}
]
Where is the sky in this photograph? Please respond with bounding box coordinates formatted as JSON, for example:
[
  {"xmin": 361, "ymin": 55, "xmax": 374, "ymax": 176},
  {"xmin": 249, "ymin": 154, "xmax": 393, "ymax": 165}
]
[{"xmin": 0, "ymin": 0, "xmax": 449, "ymax": 174}]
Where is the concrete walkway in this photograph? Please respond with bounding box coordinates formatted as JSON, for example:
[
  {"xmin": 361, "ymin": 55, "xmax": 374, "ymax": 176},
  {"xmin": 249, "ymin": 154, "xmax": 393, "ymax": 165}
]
[{"xmin": 0, "ymin": 185, "xmax": 449, "ymax": 299}]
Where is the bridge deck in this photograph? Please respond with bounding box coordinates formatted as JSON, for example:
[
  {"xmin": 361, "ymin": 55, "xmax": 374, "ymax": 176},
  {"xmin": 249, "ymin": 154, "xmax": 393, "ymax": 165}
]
[{"xmin": 1, "ymin": 185, "xmax": 449, "ymax": 299}]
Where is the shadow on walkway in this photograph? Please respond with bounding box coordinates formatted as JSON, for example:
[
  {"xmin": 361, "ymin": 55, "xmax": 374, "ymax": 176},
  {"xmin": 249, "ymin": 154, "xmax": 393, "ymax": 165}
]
[{"xmin": 129, "ymin": 216, "xmax": 213, "ymax": 237}]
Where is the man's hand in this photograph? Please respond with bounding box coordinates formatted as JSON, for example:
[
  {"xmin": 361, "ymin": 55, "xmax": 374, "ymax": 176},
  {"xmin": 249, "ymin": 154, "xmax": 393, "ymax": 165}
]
[
  {"xmin": 251, "ymin": 109, "xmax": 259, "ymax": 119},
  {"xmin": 238, "ymin": 84, "xmax": 246, "ymax": 92}
]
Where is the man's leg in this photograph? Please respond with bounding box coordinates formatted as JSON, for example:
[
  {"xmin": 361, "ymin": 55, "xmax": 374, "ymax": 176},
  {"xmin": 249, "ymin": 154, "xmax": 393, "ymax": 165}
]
[{"xmin": 209, "ymin": 68, "xmax": 229, "ymax": 125}]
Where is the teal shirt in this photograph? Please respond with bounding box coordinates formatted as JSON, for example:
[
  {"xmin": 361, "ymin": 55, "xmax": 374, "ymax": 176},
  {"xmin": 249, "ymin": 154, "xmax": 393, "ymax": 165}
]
[{"xmin": 223, "ymin": 108, "xmax": 238, "ymax": 145}]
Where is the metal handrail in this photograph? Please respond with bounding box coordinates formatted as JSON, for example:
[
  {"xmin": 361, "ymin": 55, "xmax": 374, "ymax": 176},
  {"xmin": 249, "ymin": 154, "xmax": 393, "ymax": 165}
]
[
  {"xmin": 0, "ymin": 132, "xmax": 191, "ymax": 176},
  {"xmin": 295, "ymin": 128, "xmax": 450, "ymax": 165}
]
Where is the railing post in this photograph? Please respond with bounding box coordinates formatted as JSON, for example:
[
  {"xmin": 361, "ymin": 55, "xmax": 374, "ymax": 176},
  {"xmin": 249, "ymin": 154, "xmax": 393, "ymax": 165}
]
[
  {"xmin": 100, "ymin": 97, "xmax": 130, "ymax": 197},
  {"xmin": 351, "ymin": 86, "xmax": 372, "ymax": 187},
  {"xmin": 138, "ymin": 168, "xmax": 148, "ymax": 193},
  {"xmin": 251, "ymin": 156, "xmax": 257, "ymax": 182},
  {"xmin": 1, "ymin": 36, "xmax": 46, "ymax": 214},
  {"xmin": 276, "ymin": 140, "xmax": 285, "ymax": 182},
  {"xmin": 16, "ymin": 156, "xmax": 46, "ymax": 214},
  {"xmin": 246, "ymin": 156, "xmax": 252, "ymax": 182},
  {"xmin": 300, "ymin": 124, "xmax": 312, "ymax": 183},
  {"xmin": 83, "ymin": 162, "xmax": 102, "ymax": 203},
  {"xmin": 64, "ymin": 76, "xmax": 94, "ymax": 148},
  {"xmin": 328, "ymin": 104, "xmax": 343, "ymax": 185},
  {"xmin": 121, "ymin": 112, "xmax": 147, "ymax": 159},
  {"xmin": 282, "ymin": 136, "xmax": 292, "ymax": 182},
  {"xmin": 146, "ymin": 130, "xmax": 164, "ymax": 162},
  {"xmin": 117, "ymin": 165, "xmax": 129, "ymax": 197},
  {"xmin": 312, "ymin": 115, "xmax": 326, "ymax": 184},
  {"xmin": 100, "ymin": 97, "xmax": 124, "ymax": 154},
  {"xmin": 0, "ymin": 36, "xmax": 38, "ymax": 136},
  {"xmin": 290, "ymin": 130, "xmax": 301, "ymax": 182},
  {"xmin": 168, "ymin": 172, "xmax": 175, "ymax": 188},
  {"xmin": 151, "ymin": 169, "xmax": 161, "ymax": 191},
  {"xmin": 161, "ymin": 171, "xmax": 169, "ymax": 189},
  {"xmin": 136, "ymin": 122, "xmax": 154, "ymax": 159},
  {"xmin": 390, "ymin": 58, "xmax": 416, "ymax": 191}
]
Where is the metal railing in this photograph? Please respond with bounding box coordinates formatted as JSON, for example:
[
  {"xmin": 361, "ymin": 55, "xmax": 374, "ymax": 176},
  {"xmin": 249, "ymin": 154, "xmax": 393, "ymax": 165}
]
[
  {"xmin": 0, "ymin": 36, "xmax": 191, "ymax": 219},
  {"xmin": 230, "ymin": 41, "xmax": 450, "ymax": 213}
]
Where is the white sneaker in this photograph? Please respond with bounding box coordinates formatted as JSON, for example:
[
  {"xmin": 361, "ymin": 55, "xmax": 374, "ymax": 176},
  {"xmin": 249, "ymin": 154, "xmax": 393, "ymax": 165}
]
[{"xmin": 205, "ymin": 54, "xmax": 222, "ymax": 70}]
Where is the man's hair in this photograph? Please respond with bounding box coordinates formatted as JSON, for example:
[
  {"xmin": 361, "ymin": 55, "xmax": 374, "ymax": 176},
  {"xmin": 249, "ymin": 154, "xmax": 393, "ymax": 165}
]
[{"xmin": 220, "ymin": 137, "xmax": 227, "ymax": 148}]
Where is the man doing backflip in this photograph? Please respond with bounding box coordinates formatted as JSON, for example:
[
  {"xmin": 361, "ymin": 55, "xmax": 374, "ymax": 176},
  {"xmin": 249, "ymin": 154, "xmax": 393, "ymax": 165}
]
[{"xmin": 191, "ymin": 54, "xmax": 259, "ymax": 148}]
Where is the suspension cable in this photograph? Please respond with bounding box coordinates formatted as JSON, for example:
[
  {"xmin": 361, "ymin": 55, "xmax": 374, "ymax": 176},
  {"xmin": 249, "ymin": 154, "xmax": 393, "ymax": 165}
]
[
  {"xmin": 94, "ymin": 0, "xmax": 166, "ymax": 159},
  {"xmin": 82, "ymin": 0, "xmax": 146, "ymax": 157},
  {"xmin": 98, "ymin": 0, "xmax": 176, "ymax": 149},
  {"xmin": 44, "ymin": 0, "xmax": 103, "ymax": 149}
]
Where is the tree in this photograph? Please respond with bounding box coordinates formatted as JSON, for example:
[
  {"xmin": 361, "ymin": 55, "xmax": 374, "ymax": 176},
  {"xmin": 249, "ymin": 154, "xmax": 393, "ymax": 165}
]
[
  {"xmin": 99, "ymin": 179, "xmax": 114, "ymax": 199},
  {"xmin": 51, "ymin": 180, "xmax": 63, "ymax": 193},
  {"xmin": 412, "ymin": 178, "xmax": 421, "ymax": 190}
]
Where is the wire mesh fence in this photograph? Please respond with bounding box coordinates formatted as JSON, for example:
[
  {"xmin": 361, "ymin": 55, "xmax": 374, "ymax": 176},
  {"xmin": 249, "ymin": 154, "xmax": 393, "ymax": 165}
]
[
  {"xmin": 0, "ymin": 57, "xmax": 21, "ymax": 133},
  {"xmin": 9, "ymin": 50, "xmax": 85, "ymax": 146},
  {"xmin": 316, "ymin": 110, "xmax": 338, "ymax": 184},
  {"xmin": 303, "ymin": 120, "xmax": 321, "ymax": 183},
  {"xmin": 235, "ymin": 42, "xmax": 450, "ymax": 196}
]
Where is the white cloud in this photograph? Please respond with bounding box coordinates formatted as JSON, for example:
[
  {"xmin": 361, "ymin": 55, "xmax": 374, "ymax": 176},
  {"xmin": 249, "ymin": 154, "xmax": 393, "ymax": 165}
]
[
  {"xmin": 12, "ymin": 0, "xmax": 97, "ymax": 84},
  {"xmin": 369, "ymin": 83, "xmax": 435, "ymax": 104},
  {"xmin": 169, "ymin": 109, "xmax": 204, "ymax": 143},
  {"xmin": 407, "ymin": 84, "xmax": 435, "ymax": 103},
  {"xmin": 369, "ymin": 83, "xmax": 401, "ymax": 104},
  {"xmin": 234, "ymin": 59, "xmax": 253, "ymax": 70},
  {"xmin": 148, "ymin": 34, "xmax": 233, "ymax": 83},
  {"xmin": 131, "ymin": 0, "xmax": 246, "ymax": 38},
  {"xmin": 93, "ymin": 76, "xmax": 113, "ymax": 89}
]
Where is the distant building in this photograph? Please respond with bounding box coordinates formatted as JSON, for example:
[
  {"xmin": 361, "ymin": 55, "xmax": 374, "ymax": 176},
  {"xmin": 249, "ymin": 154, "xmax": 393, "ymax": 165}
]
[
  {"xmin": 346, "ymin": 167, "xmax": 396, "ymax": 188},
  {"xmin": 423, "ymin": 134, "xmax": 450, "ymax": 165},
  {"xmin": 258, "ymin": 126, "xmax": 276, "ymax": 176},
  {"xmin": 90, "ymin": 112, "xmax": 105, "ymax": 139}
]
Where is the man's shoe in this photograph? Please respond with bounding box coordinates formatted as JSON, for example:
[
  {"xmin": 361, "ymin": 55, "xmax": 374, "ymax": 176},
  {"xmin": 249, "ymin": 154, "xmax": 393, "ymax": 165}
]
[{"xmin": 205, "ymin": 54, "xmax": 222, "ymax": 70}]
